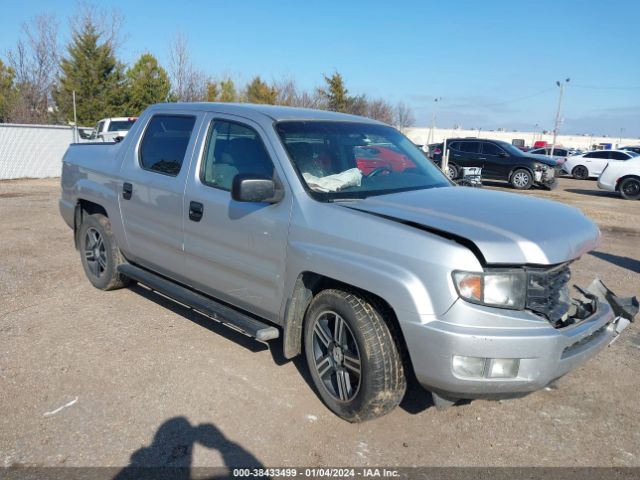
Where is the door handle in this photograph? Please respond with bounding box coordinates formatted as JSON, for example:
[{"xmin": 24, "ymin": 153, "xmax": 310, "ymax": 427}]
[
  {"xmin": 122, "ymin": 182, "xmax": 133, "ymax": 200},
  {"xmin": 189, "ymin": 201, "xmax": 204, "ymax": 222}
]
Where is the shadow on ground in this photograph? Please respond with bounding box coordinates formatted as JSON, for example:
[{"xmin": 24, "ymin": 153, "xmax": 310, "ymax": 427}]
[
  {"xmin": 590, "ymin": 251, "xmax": 640, "ymax": 274},
  {"xmin": 113, "ymin": 417, "xmax": 263, "ymax": 479},
  {"xmin": 565, "ymin": 188, "xmax": 618, "ymax": 198},
  {"xmin": 128, "ymin": 283, "xmax": 436, "ymax": 417}
]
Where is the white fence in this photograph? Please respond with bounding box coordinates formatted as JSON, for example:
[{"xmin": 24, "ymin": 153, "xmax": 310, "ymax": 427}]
[{"xmin": 0, "ymin": 124, "xmax": 76, "ymax": 180}]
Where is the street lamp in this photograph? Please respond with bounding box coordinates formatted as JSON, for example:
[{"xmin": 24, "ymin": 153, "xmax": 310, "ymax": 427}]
[
  {"xmin": 550, "ymin": 78, "xmax": 570, "ymax": 157},
  {"xmin": 426, "ymin": 97, "xmax": 442, "ymax": 145}
]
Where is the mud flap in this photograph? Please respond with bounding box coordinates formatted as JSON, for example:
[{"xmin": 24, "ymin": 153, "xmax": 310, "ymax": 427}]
[{"xmin": 575, "ymin": 279, "xmax": 638, "ymax": 345}]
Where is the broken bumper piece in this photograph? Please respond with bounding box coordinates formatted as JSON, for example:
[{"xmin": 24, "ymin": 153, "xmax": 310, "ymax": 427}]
[{"xmin": 405, "ymin": 278, "xmax": 637, "ymax": 409}]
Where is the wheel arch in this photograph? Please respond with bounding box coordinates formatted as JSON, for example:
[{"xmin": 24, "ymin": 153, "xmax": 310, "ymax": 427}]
[
  {"xmin": 74, "ymin": 199, "xmax": 109, "ymax": 249},
  {"xmin": 282, "ymin": 272, "xmax": 409, "ymax": 370}
]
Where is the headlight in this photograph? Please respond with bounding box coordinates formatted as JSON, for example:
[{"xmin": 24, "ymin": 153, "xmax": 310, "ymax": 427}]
[
  {"xmin": 452, "ymin": 269, "xmax": 526, "ymax": 309},
  {"xmin": 534, "ymin": 163, "xmax": 548, "ymax": 171}
]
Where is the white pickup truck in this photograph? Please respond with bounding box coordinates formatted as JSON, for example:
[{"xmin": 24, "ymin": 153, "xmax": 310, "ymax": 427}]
[{"xmin": 90, "ymin": 117, "xmax": 137, "ymax": 142}]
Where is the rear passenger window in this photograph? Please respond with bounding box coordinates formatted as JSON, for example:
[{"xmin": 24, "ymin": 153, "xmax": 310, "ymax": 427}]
[
  {"xmin": 459, "ymin": 142, "xmax": 480, "ymax": 153},
  {"xmin": 139, "ymin": 115, "xmax": 196, "ymax": 176},
  {"xmin": 201, "ymin": 120, "xmax": 274, "ymax": 191},
  {"xmin": 610, "ymin": 151, "xmax": 629, "ymax": 160}
]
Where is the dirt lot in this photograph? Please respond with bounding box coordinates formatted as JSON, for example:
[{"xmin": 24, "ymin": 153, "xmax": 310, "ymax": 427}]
[{"xmin": 1, "ymin": 177, "xmax": 639, "ymax": 469}]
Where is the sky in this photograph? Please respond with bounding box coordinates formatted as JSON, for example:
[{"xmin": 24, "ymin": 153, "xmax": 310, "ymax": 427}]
[{"xmin": 1, "ymin": 0, "xmax": 639, "ymax": 137}]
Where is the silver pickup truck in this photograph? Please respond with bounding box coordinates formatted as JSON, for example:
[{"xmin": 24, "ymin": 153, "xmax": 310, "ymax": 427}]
[{"xmin": 59, "ymin": 103, "xmax": 636, "ymax": 422}]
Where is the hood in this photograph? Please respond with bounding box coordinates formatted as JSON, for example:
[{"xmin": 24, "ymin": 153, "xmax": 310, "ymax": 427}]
[
  {"xmin": 523, "ymin": 153, "xmax": 557, "ymax": 166},
  {"xmin": 345, "ymin": 187, "xmax": 600, "ymax": 265}
]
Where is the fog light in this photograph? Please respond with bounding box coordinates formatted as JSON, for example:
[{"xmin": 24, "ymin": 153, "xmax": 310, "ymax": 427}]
[
  {"xmin": 452, "ymin": 355, "xmax": 485, "ymax": 378},
  {"xmin": 488, "ymin": 358, "xmax": 519, "ymax": 378}
]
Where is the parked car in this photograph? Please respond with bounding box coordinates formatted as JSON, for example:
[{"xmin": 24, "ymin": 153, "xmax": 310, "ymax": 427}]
[
  {"xmin": 562, "ymin": 149, "xmax": 639, "ymax": 179},
  {"xmin": 529, "ymin": 146, "xmax": 571, "ymax": 166},
  {"xmin": 90, "ymin": 117, "xmax": 137, "ymax": 142},
  {"xmin": 59, "ymin": 103, "xmax": 634, "ymax": 421},
  {"xmin": 354, "ymin": 145, "xmax": 417, "ymax": 175},
  {"xmin": 598, "ymin": 157, "xmax": 640, "ymax": 200},
  {"xmin": 431, "ymin": 138, "xmax": 557, "ymax": 189},
  {"xmin": 620, "ymin": 145, "xmax": 640, "ymax": 155}
]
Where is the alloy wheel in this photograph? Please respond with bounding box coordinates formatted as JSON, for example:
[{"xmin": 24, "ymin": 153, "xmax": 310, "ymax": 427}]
[
  {"xmin": 311, "ymin": 310, "xmax": 362, "ymax": 402},
  {"xmin": 512, "ymin": 171, "xmax": 530, "ymax": 188},
  {"xmin": 84, "ymin": 227, "xmax": 107, "ymax": 278}
]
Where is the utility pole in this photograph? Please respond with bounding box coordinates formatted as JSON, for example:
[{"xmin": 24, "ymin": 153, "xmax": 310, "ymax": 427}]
[
  {"xmin": 618, "ymin": 128, "xmax": 625, "ymax": 148},
  {"xmin": 426, "ymin": 97, "xmax": 442, "ymax": 145},
  {"xmin": 532, "ymin": 123, "xmax": 538, "ymax": 147},
  {"xmin": 72, "ymin": 90, "xmax": 79, "ymax": 143},
  {"xmin": 550, "ymin": 78, "xmax": 570, "ymax": 157}
]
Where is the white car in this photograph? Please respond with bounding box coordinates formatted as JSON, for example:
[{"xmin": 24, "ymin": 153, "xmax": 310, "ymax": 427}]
[
  {"xmin": 598, "ymin": 157, "xmax": 640, "ymax": 200},
  {"xmin": 562, "ymin": 149, "xmax": 639, "ymax": 179},
  {"xmin": 529, "ymin": 146, "xmax": 571, "ymax": 165}
]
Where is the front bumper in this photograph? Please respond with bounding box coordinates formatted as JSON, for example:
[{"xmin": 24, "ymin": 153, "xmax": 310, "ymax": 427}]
[{"xmin": 401, "ymin": 283, "xmax": 634, "ymax": 399}]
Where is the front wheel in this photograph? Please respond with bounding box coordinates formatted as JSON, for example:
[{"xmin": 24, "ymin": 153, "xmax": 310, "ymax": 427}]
[
  {"xmin": 446, "ymin": 164, "xmax": 458, "ymax": 179},
  {"xmin": 619, "ymin": 177, "xmax": 640, "ymax": 200},
  {"xmin": 304, "ymin": 289, "xmax": 406, "ymax": 422},
  {"xmin": 510, "ymin": 169, "xmax": 533, "ymax": 190}
]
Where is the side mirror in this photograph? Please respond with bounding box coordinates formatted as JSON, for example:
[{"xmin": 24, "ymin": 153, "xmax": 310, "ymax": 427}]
[
  {"xmin": 231, "ymin": 174, "xmax": 283, "ymax": 203},
  {"xmin": 499, "ymin": 152, "xmax": 508, "ymax": 157}
]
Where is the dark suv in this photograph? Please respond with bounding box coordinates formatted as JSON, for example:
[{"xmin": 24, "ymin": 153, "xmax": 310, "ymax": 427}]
[{"xmin": 431, "ymin": 138, "xmax": 557, "ymax": 190}]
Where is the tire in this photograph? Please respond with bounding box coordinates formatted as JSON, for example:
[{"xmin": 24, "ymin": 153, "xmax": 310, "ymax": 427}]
[
  {"xmin": 572, "ymin": 165, "xmax": 589, "ymax": 180},
  {"xmin": 78, "ymin": 213, "xmax": 130, "ymax": 290},
  {"xmin": 510, "ymin": 169, "xmax": 533, "ymax": 190},
  {"xmin": 619, "ymin": 177, "xmax": 640, "ymax": 200},
  {"xmin": 446, "ymin": 164, "xmax": 458, "ymax": 180},
  {"xmin": 303, "ymin": 289, "xmax": 406, "ymax": 422}
]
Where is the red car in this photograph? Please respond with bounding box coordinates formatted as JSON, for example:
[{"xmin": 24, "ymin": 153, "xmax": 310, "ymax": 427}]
[{"xmin": 354, "ymin": 145, "xmax": 416, "ymax": 175}]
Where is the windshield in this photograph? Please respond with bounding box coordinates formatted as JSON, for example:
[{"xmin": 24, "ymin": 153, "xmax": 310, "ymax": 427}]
[
  {"xmin": 108, "ymin": 120, "xmax": 136, "ymax": 132},
  {"xmin": 276, "ymin": 121, "xmax": 451, "ymax": 200}
]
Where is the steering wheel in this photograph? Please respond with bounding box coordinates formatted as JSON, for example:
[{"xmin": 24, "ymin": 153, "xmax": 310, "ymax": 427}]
[{"xmin": 366, "ymin": 166, "xmax": 393, "ymax": 177}]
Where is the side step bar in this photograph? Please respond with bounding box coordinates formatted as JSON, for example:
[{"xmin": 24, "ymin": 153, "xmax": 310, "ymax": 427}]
[{"xmin": 117, "ymin": 264, "xmax": 279, "ymax": 341}]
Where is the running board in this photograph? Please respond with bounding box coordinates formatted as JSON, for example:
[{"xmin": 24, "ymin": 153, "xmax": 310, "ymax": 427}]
[{"xmin": 117, "ymin": 264, "xmax": 279, "ymax": 341}]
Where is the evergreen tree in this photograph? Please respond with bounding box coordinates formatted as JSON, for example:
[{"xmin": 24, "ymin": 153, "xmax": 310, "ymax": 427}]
[
  {"xmin": 0, "ymin": 60, "xmax": 16, "ymax": 122},
  {"xmin": 245, "ymin": 76, "xmax": 277, "ymax": 104},
  {"xmin": 319, "ymin": 72, "xmax": 349, "ymax": 112},
  {"xmin": 53, "ymin": 20, "xmax": 126, "ymax": 124},
  {"xmin": 124, "ymin": 53, "xmax": 170, "ymax": 115},
  {"xmin": 218, "ymin": 78, "xmax": 237, "ymax": 102},
  {"xmin": 206, "ymin": 81, "xmax": 219, "ymax": 102}
]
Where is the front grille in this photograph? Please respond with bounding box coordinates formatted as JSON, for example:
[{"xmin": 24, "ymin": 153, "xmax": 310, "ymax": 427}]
[{"xmin": 525, "ymin": 263, "xmax": 572, "ymax": 327}]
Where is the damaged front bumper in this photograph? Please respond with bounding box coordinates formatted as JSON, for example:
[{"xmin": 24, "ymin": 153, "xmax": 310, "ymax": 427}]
[{"xmin": 401, "ymin": 279, "xmax": 637, "ymax": 405}]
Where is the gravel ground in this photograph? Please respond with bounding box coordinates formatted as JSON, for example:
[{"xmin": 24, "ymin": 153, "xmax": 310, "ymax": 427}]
[{"xmin": 0, "ymin": 177, "xmax": 638, "ymax": 469}]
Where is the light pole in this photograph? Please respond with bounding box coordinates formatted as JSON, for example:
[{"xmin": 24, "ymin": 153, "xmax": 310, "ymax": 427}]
[
  {"xmin": 550, "ymin": 78, "xmax": 570, "ymax": 157},
  {"xmin": 618, "ymin": 128, "xmax": 625, "ymax": 147},
  {"xmin": 426, "ymin": 97, "xmax": 442, "ymax": 145},
  {"xmin": 532, "ymin": 123, "xmax": 538, "ymax": 147}
]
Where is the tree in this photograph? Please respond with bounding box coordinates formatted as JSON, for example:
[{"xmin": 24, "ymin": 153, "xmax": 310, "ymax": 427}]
[
  {"xmin": 318, "ymin": 72, "xmax": 349, "ymax": 112},
  {"xmin": 366, "ymin": 98, "xmax": 394, "ymax": 124},
  {"xmin": 245, "ymin": 76, "xmax": 277, "ymax": 104},
  {"xmin": 168, "ymin": 34, "xmax": 207, "ymax": 101},
  {"xmin": 206, "ymin": 81, "xmax": 218, "ymax": 102},
  {"xmin": 6, "ymin": 15, "xmax": 59, "ymax": 123},
  {"xmin": 395, "ymin": 102, "xmax": 415, "ymax": 131},
  {"xmin": 0, "ymin": 60, "xmax": 16, "ymax": 122},
  {"xmin": 124, "ymin": 53, "xmax": 170, "ymax": 115},
  {"xmin": 218, "ymin": 78, "xmax": 237, "ymax": 102},
  {"xmin": 52, "ymin": 15, "xmax": 126, "ymax": 124}
]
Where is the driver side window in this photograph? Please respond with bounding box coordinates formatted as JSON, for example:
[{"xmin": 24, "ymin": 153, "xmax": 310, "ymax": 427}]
[{"xmin": 201, "ymin": 120, "xmax": 274, "ymax": 191}]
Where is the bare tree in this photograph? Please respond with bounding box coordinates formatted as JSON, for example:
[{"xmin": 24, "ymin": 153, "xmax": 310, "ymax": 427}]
[
  {"xmin": 168, "ymin": 34, "xmax": 207, "ymax": 102},
  {"xmin": 71, "ymin": 1, "xmax": 126, "ymax": 51},
  {"xmin": 395, "ymin": 101, "xmax": 415, "ymax": 131},
  {"xmin": 366, "ymin": 98, "xmax": 394, "ymax": 124},
  {"xmin": 6, "ymin": 15, "xmax": 59, "ymax": 123}
]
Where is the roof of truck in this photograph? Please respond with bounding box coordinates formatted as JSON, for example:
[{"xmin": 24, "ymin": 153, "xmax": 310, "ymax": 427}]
[{"xmin": 149, "ymin": 102, "xmax": 383, "ymax": 124}]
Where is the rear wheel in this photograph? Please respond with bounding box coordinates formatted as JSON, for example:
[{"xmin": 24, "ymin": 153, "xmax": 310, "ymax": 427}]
[
  {"xmin": 446, "ymin": 164, "xmax": 458, "ymax": 179},
  {"xmin": 510, "ymin": 169, "xmax": 533, "ymax": 190},
  {"xmin": 78, "ymin": 213, "xmax": 129, "ymax": 290},
  {"xmin": 572, "ymin": 165, "xmax": 589, "ymax": 180},
  {"xmin": 304, "ymin": 289, "xmax": 406, "ymax": 422},
  {"xmin": 619, "ymin": 177, "xmax": 640, "ymax": 200}
]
